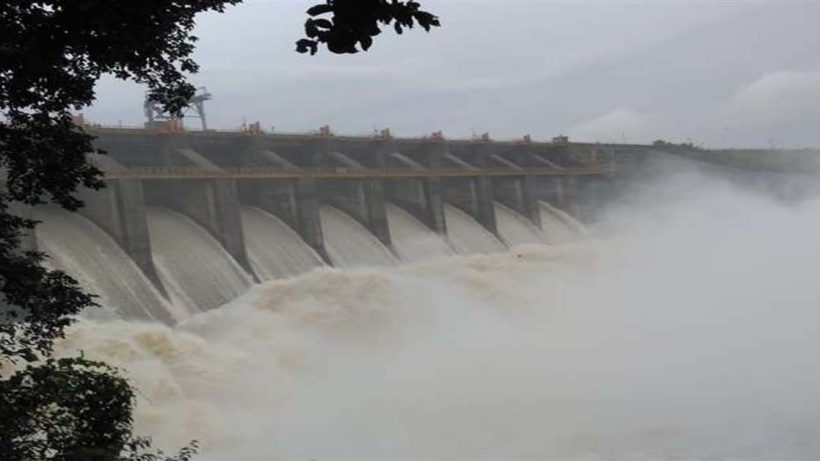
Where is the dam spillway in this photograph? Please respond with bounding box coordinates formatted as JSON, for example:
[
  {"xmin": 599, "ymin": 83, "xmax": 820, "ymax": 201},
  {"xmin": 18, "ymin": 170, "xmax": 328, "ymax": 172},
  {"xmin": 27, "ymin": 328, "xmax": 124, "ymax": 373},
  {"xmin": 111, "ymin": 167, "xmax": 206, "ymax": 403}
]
[
  {"xmin": 31, "ymin": 127, "xmax": 820, "ymax": 460},
  {"xmin": 241, "ymin": 206, "xmax": 326, "ymax": 281},
  {"xmin": 32, "ymin": 127, "xmax": 819, "ymax": 321},
  {"xmin": 146, "ymin": 207, "xmax": 253, "ymax": 314},
  {"xmin": 386, "ymin": 203, "xmax": 454, "ymax": 263},
  {"xmin": 442, "ymin": 203, "xmax": 506, "ymax": 255},
  {"xmin": 319, "ymin": 205, "xmax": 399, "ymax": 268},
  {"xmin": 30, "ymin": 127, "xmax": 619, "ymax": 320},
  {"xmin": 494, "ymin": 202, "xmax": 549, "ymax": 246},
  {"xmin": 34, "ymin": 207, "xmax": 174, "ymax": 323}
]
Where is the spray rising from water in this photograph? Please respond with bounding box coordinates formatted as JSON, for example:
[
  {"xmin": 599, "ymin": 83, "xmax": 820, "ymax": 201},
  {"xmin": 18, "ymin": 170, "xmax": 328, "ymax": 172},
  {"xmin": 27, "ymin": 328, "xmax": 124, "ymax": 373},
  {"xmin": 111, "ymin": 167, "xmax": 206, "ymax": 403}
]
[{"xmin": 57, "ymin": 167, "xmax": 820, "ymax": 460}]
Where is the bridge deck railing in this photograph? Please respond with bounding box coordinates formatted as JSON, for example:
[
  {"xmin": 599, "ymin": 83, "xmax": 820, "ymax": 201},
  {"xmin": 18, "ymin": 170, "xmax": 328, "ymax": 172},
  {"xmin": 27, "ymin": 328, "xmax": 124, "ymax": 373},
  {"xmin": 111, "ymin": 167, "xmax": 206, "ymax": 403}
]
[{"xmin": 103, "ymin": 165, "xmax": 613, "ymax": 180}]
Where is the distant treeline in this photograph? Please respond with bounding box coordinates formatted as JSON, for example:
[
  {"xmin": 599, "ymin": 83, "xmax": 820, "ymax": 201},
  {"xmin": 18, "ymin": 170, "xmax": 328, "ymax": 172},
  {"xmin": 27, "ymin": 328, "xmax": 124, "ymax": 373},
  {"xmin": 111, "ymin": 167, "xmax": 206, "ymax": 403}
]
[{"xmin": 651, "ymin": 140, "xmax": 820, "ymax": 173}]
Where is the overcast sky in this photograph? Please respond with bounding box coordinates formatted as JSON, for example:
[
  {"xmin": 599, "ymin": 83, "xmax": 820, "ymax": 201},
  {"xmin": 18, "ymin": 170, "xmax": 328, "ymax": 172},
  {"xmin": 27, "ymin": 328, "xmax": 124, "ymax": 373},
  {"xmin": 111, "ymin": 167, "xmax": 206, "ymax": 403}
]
[{"xmin": 86, "ymin": 1, "xmax": 820, "ymax": 148}]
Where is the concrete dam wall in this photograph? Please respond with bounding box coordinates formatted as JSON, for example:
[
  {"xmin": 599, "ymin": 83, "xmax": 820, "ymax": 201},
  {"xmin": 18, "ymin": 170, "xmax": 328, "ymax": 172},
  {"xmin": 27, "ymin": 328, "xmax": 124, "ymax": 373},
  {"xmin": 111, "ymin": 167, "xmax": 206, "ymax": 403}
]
[
  {"xmin": 31, "ymin": 129, "xmax": 820, "ymax": 322},
  {"xmin": 31, "ymin": 129, "xmax": 624, "ymax": 321}
]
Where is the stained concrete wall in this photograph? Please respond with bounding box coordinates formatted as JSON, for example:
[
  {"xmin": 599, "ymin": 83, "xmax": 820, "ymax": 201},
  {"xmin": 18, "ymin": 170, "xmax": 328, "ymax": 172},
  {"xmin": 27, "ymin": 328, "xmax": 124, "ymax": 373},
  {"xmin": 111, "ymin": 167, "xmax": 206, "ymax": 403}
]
[
  {"xmin": 487, "ymin": 152, "xmax": 541, "ymax": 228},
  {"xmin": 441, "ymin": 143, "xmax": 498, "ymax": 235},
  {"xmin": 89, "ymin": 130, "xmax": 629, "ymax": 234},
  {"xmin": 529, "ymin": 175, "xmax": 567, "ymax": 214},
  {"xmin": 74, "ymin": 155, "xmax": 165, "ymax": 292},
  {"xmin": 91, "ymin": 130, "xmax": 617, "ymax": 232},
  {"xmin": 319, "ymin": 178, "xmax": 391, "ymax": 246},
  {"xmin": 148, "ymin": 138, "xmax": 255, "ymax": 277},
  {"xmin": 519, "ymin": 147, "xmax": 590, "ymax": 220},
  {"xmin": 176, "ymin": 180, "xmax": 250, "ymax": 272},
  {"xmin": 384, "ymin": 149, "xmax": 447, "ymax": 234},
  {"xmin": 238, "ymin": 146, "xmax": 329, "ymax": 261},
  {"xmin": 77, "ymin": 180, "xmax": 165, "ymax": 292},
  {"xmin": 314, "ymin": 148, "xmax": 392, "ymax": 246},
  {"xmin": 79, "ymin": 131, "xmax": 630, "ymax": 281}
]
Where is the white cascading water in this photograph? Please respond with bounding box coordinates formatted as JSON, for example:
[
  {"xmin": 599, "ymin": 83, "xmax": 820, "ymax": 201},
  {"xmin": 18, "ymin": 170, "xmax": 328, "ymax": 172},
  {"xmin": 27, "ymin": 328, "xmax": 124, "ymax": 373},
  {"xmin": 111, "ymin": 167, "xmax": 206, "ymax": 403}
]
[
  {"xmin": 494, "ymin": 201, "xmax": 548, "ymax": 246},
  {"xmin": 319, "ymin": 205, "xmax": 398, "ymax": 268},
  {"xmin": 33, "ymin": 207, "xmax": 174, "ymax": 323},
  {"xmin": 41, "ymin": 164, "xmax": 820, "ymax": 460},
  {"xmin": 385, "ymin": 203, "xmax": 454, "ymax": 262},
  {"xmin": 442, "ymin": 203, "xmax": 506, "ymax": 254},
  {"xmin": 146, "ymin": 207, "xmax": 252, "ymax": 314},
  {"xmin": 240, "ymin": 206, "xmax": 325, "ymax": 281},
  {"xmin": 539, "ymin": 200, "xmax": 588, "ymax": 244}
]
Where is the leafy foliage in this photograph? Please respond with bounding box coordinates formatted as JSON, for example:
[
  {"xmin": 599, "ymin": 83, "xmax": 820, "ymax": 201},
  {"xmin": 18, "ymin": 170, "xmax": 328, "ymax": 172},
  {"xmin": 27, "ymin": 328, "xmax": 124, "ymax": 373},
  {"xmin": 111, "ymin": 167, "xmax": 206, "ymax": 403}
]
[
  {"xmin": 0, "ymin": 0, "xmax": 242, "ymax": 365},
  {"xmin": 0, "ymin": 357, "xmax": 198, "ymax": 461},
  {"xmin": 0, "ymin": 1, "xmax": 437, "ymax": 459},
  {"xmin": 0, "ymin": 2, "xmax": 240, "ymax": 459},
  {"xmin": 297, "ymin": 0, "xmax": 440, "ymax": 54}
]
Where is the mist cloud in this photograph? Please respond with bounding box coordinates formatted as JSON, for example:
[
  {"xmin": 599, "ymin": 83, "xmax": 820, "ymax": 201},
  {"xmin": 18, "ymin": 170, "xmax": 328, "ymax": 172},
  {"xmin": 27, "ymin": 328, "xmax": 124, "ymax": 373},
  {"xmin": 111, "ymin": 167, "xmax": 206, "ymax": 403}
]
[
  {"xmin": 726, "ymin": 68, "xmax": 820, "ymax": 128},
  {"xmin": 58, "ymin": 160, "xmax": 820, "ymax": 460},
  {"xmin": 568, "ymin": 108, "xmax": 654, "ymax": 144}
]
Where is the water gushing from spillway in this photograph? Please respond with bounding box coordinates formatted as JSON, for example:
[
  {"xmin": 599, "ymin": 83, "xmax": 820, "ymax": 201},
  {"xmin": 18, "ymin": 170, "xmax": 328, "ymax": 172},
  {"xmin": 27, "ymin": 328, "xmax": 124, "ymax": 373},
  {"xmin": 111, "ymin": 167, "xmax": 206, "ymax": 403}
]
[
  {"xmin": 319, "ymin": 205, "xmax": 398, "ymax": 268},
  {"xmin": 240, "ymin": 206, "xmax": 325, "ymax": 280},
  {"xmin": 385, "ymin": 203, "xmax": 454, "ymax": 262},
  {"xmin": 146, "ymin": 207, "xmax": 252, "ymax": 313},
  {"xmin": 442, "ymin": 203, "xmax": 506, "ymax": 254},
  {"xmin": 56, "ymin": 175, "xmax": 820, "ymax": 460},
  {"xmin": 539, "ymin": 200, "xmax": 588, "ymax": 244},
  {"xmin": 494, "ymin": 201, "xmax": 548, "ymax": 246},
  {"xmin": 33, "ymin": 207, "xmax": 174, "ymax": 323}
]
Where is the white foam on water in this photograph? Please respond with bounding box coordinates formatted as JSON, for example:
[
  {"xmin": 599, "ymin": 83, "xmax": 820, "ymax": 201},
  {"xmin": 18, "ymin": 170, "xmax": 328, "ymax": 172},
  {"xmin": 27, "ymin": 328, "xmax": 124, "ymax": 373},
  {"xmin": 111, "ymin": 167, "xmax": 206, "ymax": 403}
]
[
  {"xmin": 240, "ymin": 206, "xmax": 325, "ymax": 281},
  {"xmin": 319, "ymin": 205, "xmax": 398, "ymax": 268},
  {"xmin": 442, "ymin": 203, "xmax": 506, "ymax": 254},
  {"xmin": 494, "ymin": 201, "xmax": 549, "ymax": 246},
  {"xmin": 51, "ymin": 170, "xmax": 820, "ymax": 460},
  {"xmin": 146, "ymin": 207, "xmax": 252, "ymax": 314},
  {"xmin": 386, "ymin": 203, "xmax": 454, "ymax": 262},
  {"xmin": 34, "ymin": 207, "xmax": 174, "ymax": 323}
]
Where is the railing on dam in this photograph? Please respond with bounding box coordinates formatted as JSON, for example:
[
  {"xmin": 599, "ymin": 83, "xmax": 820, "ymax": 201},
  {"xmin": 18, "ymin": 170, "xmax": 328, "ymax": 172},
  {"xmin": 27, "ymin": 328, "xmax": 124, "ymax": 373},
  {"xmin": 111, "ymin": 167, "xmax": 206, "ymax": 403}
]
[{"xmin": 103, "ymin": 165, "xmax": 613, "ymax": 180}]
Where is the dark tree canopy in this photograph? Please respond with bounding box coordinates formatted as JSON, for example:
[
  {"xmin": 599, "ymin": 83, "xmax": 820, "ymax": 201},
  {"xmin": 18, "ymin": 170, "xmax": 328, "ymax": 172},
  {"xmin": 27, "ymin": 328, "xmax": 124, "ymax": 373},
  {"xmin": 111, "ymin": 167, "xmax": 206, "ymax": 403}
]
[
  {"xmin": 0, "ymin": 1, "xmax": 243, "ymax": 364},
  {"xmin": 0, "ymin": 357, "xmax": 198, "ymax": 461},
  {"xmin": 0, "ymin": 1, "xmax": 436, "ymax": 459},
  {"xmin": 297, "ymin": 0, "xmax": 440, "ymax": 54},
  {"xmin": 1, "ymin": 3, "xmax": 244, "ymax": 459}
]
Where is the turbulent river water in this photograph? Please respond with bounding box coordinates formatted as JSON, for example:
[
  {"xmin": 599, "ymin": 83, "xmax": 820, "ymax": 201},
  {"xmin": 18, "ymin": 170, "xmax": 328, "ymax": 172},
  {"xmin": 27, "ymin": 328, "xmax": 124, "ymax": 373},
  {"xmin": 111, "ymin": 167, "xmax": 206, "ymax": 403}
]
[{"xmin": 41, "ymin": 174, "xmax": 820, "ymax": 460}]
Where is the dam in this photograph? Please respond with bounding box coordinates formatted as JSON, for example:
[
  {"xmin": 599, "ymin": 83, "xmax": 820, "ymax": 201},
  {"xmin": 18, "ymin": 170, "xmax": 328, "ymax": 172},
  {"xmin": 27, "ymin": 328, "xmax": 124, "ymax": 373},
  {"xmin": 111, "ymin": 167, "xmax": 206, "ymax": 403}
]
[
  {"xmin": 30, "ymin": 127, "xmax": 820, "ymax": 321},
  {"xmin": 28, "ymin": 126, "xmax": 820, "ymax": 460}
]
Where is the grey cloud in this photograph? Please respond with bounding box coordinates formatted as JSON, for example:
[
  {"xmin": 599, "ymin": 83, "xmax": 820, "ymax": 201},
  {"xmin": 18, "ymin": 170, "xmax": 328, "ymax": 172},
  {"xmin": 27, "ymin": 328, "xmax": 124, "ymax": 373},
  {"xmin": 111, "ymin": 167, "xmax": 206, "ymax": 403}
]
[
  {"xmin": 84, "ymin": 1, "xmax": 820, "ymax": 147},
  {"xmin": 568, "ymin": 109, "xmax": 655, "ymax": 144}
]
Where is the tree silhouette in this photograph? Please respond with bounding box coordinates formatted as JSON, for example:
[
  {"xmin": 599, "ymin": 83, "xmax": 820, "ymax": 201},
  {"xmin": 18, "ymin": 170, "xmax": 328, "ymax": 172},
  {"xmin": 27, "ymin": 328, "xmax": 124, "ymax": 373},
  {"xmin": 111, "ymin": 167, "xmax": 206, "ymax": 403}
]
[
  {"xmin": 297, "ymin": 0, "xmax": 440, "ymax": 54},
  {"xmin": 0, "ymin": 1, "xmax": 437, "ymax": 459}
]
